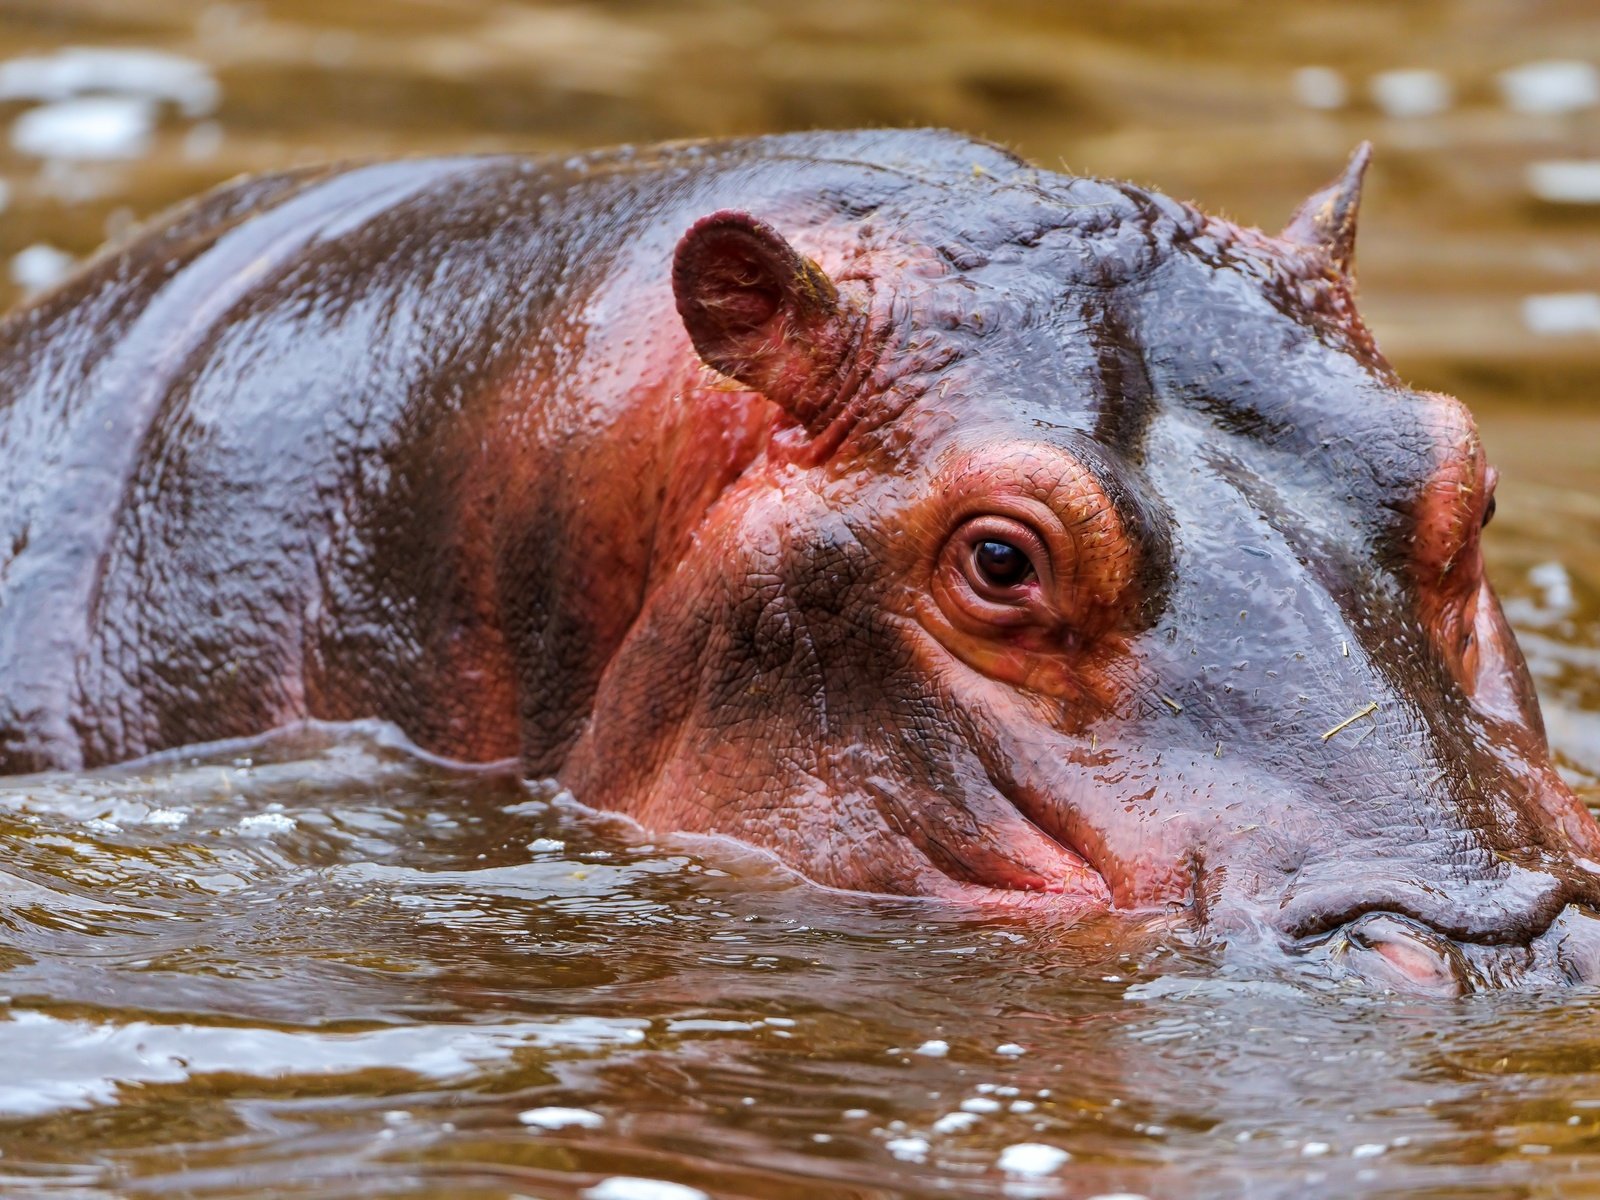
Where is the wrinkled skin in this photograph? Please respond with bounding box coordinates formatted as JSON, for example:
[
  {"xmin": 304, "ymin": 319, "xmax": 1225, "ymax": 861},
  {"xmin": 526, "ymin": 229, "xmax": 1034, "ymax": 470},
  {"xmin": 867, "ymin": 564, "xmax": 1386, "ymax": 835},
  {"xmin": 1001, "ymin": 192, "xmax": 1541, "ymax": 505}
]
[{"xmin": 0, "ymin": 129, "xmax": 1596, "ymax": 994}]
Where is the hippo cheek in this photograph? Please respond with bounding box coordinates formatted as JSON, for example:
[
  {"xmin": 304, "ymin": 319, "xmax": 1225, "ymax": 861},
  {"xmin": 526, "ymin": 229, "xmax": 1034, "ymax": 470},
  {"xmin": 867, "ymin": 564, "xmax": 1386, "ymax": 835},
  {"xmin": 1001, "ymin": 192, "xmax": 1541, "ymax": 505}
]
[{"xmin": 856, "ymin": 773, "xmax": 1112, "ymax": 910}]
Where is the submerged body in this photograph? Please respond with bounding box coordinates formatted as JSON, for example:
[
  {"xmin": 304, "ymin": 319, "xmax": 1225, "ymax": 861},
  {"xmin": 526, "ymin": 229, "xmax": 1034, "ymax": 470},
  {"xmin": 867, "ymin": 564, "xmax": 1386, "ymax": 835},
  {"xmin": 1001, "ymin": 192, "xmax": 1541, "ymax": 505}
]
[{"xmin": 0, "ymin": 129, "xmax": 1596, "ymax": 991}]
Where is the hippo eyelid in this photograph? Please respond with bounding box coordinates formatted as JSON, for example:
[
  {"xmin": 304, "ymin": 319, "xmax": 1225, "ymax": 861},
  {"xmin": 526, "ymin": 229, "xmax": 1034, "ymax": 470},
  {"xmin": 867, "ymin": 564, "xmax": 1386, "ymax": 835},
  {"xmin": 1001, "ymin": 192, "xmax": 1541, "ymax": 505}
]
[{"xmin": 1055, "ymin": 434, "xmax": 1173, "ymax": 628}]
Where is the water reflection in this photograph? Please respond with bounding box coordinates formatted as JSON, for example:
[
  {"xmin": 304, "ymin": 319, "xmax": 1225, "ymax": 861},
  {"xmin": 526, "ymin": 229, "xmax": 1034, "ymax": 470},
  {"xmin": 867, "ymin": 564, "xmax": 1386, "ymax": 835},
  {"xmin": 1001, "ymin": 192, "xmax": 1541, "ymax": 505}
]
[{"xmin": 0, "ymin": 717, "xmax": 1588, "ymax": 1196}]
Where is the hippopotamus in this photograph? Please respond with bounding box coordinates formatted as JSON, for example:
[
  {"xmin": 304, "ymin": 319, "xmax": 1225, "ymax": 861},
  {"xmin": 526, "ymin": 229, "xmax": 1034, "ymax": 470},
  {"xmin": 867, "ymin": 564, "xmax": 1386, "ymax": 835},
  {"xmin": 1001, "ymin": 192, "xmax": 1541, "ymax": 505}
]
[{"xmin": 0, "ymin": 128, "xmax": 1595, "ymax": 992}]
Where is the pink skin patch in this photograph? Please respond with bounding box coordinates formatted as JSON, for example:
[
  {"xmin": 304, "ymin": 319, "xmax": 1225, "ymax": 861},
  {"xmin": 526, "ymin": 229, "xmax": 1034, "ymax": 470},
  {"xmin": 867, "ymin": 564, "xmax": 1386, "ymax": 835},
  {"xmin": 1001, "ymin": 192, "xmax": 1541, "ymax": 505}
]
[
  {"xmin": 1408, "ymin": 395, "xmax": 1508, "ymax": 707},
  {"xmin": 916, "ymin": 443, "xmax": 1140, "ymax": 704}
]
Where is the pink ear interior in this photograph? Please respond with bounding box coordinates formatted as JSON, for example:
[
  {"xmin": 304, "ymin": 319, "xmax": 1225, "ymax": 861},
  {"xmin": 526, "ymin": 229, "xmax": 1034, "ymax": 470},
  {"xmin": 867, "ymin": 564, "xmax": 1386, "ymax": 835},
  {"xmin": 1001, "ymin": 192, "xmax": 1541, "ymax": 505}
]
[{"xmin": 672, "ymin": 210, "xmax": 850, "ymax": 428}]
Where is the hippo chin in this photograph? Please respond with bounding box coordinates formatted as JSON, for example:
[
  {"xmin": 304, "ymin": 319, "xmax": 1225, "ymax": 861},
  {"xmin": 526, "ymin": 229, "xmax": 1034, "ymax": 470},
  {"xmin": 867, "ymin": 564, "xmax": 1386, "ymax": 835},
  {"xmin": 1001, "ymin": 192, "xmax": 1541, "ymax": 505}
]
[{"xmin": 0, "ymin": 128, "xmax": 1596, "ymax": 993}]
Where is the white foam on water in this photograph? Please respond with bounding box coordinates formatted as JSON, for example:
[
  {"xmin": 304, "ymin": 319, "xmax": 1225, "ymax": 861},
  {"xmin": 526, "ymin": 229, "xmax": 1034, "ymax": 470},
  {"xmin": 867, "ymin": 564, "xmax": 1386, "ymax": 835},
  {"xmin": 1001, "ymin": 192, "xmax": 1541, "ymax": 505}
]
[
  {"xmin": 0, "ymin": 1009, "xmax": 648, "ymax": 1117},
  {"xmin": 518, "ymin": 1106, "xmax": 604, "ymax": 1130},
  {"xmin": 10, "ymin": 244, "xmax": 74, "ymax": 293},
  {"xmin": 11, "ymin": 96, "xmax": 156, "ymax": 160},
  {"xmin": 1292, "ymin": 66, "xmax": 1347, "ymax": 109},
  {"xmin": 1498, "ymin": 59, "xmax": 1600, "ymax": 114},
  {"xmin": 583, "ymin": 1179, "xmax": 708, "ymax": 1200},
  {"xmin": 1523, "ymin": 292, "xmax": 1600, "ymax": 336},
  {"xmin": 885, "ymin": 1134, "xmax": 930, "ymax": 1162},
  {"xmin": 1530, "ymin": 561, "xmax": 1578, "ymax": 614},
  {"xmin": 182, "ymin": 119, "xmax": 223, "ymax": 160},
  {"xmin": 1370, "ymin": 69, "xmax": 1452, "ymax": 117},
  {"xmin": 0, "ymin": 48, "xmax": 219, "ymax": 115},
  {"xmin": 931, "ymin": 1111, "xmax": 979, "ymax": 1134},
  {"xmin": 1527, "ymin": 160, "xmax": 1600, "ymax": 204},
  {"xmin": 913, "ymin": 1038, "xmax": 948, "ymax": 1056},
  {"xmin": 997, "ymin": 1142, "xmax": 1070, "ymax": 1175},
  {"xmin": 665, "ymin": 1018, "xmax": 758, "ymax": 1033},
  {"xmin": 236, "ymin": 811, "xmax": 297, "ymax": 837}
]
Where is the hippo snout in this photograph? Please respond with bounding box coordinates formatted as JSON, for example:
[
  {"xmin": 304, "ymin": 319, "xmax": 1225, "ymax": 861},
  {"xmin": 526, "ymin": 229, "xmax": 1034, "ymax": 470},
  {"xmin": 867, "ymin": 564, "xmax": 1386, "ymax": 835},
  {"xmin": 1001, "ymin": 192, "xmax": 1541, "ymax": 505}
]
[
  {"xmin": 1202, "ymin": 855, "xmax": 1600, "ymax": 994},
  {"xmin": 1277, "ymin": 896, "xmax": 1600, "ymax": 996},
  {"xmin": 1276, "ymin": 865, "xmax": 1573, "ymax": 947},
  {"xmin": 1324, "ymin": 913, "xmax": 1472, "ymax": 997},
  {"xmin": 1276, "ymin": 911, "xmax": 1502, "ymax": 998}
]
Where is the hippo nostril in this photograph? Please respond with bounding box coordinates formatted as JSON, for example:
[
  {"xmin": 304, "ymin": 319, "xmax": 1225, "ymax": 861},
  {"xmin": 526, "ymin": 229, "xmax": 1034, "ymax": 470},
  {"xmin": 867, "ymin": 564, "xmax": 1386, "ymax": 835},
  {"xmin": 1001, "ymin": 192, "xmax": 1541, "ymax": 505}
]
[{"xmin": 1333, "ymin": 913, "xmax": 1471, "ymax": 997}]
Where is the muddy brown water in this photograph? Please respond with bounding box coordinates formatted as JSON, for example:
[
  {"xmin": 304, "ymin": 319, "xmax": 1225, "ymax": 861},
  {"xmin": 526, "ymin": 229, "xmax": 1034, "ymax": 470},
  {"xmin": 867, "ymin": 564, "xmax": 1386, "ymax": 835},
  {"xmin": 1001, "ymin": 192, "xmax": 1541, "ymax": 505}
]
[{"xmin": 0, "ymin": 2, "xmax": 1595, "ymax": 1197}]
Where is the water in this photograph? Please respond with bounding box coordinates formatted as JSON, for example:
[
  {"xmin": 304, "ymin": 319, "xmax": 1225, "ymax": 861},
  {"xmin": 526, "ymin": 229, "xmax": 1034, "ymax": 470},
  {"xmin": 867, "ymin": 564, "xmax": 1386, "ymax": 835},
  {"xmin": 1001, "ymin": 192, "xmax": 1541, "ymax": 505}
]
[
  {"xmin": 2, "ymin": 719, "xmax": 1600, "ymax": 1198},
  {"xmin": 0, "ymin": 1, "xmax": 1594, "ymax": 1196}
]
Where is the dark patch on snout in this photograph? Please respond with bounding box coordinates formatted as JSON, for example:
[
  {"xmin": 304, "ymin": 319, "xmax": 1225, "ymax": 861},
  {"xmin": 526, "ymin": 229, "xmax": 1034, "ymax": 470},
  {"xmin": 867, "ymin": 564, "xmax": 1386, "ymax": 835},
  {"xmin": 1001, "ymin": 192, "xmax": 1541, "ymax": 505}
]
[{"xmin": 1086, "ymin": 297, "xmax": 1157, "ymax": 464}]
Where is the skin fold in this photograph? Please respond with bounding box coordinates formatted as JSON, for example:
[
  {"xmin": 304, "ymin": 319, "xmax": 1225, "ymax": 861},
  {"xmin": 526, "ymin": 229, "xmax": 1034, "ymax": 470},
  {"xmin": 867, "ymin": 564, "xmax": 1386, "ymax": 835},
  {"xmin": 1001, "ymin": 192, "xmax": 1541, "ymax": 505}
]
[{"xmin": 0, "ymin": 129, "xmax": 1594, "ymax": 992}]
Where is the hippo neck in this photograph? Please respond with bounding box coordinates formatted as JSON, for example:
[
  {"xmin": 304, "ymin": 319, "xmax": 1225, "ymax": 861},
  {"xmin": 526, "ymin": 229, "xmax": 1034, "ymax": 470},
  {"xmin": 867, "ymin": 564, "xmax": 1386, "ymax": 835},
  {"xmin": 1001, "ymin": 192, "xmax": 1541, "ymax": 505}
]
[{"xmin": 474, "ymin": 348, "xmax": 778, "ymax": 776}]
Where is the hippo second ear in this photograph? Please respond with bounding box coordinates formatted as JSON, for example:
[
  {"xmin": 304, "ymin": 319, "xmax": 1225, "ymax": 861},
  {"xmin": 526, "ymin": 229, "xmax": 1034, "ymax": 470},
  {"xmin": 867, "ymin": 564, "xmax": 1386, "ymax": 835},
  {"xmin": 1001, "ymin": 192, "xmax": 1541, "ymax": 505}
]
[
  {"xmin": 1282, "ymin": 141, "xmax": 1372, "ymax": 278},
  {"xmin": 672, "ymin": 210, "xmax": 855, "ymax": 430}
]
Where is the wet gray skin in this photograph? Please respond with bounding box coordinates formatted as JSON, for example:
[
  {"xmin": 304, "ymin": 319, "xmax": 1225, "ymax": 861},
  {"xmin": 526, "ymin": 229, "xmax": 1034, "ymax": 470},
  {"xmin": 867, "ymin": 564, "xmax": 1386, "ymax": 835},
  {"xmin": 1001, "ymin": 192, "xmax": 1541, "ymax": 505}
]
[{"xmin": 0, "ymin": 130, "xmax": 1592, "ymax": 996}]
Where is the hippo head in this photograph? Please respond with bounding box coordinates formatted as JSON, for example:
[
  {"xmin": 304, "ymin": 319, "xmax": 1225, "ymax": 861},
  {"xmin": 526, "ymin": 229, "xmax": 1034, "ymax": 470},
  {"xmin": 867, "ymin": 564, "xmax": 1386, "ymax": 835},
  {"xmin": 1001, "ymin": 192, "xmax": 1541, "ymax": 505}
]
[{"xmin": 567, "ymin": 145, "xmax": 1600, "ymax": 993}]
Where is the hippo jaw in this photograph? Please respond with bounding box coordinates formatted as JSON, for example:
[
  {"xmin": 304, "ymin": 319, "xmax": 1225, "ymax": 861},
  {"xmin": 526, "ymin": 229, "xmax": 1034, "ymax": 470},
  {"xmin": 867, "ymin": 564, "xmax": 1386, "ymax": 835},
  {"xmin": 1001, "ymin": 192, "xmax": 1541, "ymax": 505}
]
[{"xmin": 566, "ymin": 149, "xmax": 1600, "ymax": 993}]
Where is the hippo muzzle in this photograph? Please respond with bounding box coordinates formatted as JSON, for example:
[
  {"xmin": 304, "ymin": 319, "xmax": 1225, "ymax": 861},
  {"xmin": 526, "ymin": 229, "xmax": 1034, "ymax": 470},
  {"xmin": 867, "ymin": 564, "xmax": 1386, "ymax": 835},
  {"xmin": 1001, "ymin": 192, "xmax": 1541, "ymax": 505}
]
[{"xmin": 1274, "ymin": 903, "xmax": 1600, "ymax": 996}]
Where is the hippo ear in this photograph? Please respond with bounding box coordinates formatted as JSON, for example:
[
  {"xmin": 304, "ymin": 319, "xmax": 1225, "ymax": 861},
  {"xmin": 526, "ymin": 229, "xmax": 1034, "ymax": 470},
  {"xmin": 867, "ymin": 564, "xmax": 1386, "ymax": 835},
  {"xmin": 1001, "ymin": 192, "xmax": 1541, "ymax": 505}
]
[
  {"xmin": 1281, "ymin": 141, "xmax": 1372, "ymax": 278},
  {"xmin": 673, "ymin": 210, "xmax": 855, "ymax": 430}
]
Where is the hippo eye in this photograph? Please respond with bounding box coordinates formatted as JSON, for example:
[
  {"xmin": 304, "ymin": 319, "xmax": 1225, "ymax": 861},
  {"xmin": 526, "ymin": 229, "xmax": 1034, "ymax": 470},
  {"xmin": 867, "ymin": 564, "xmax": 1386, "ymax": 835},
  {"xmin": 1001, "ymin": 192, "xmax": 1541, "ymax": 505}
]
[
  {"xmin": 1481, "ymin": 494, "xmax": 1496, "ymax": 529},
  {"xmin": 973, "ymin": 539, "xmax": 1034, "ymax": 588},
  {"xmin": 940, "ymin": 515, "xmax": 1053, "ymax": 621}
]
